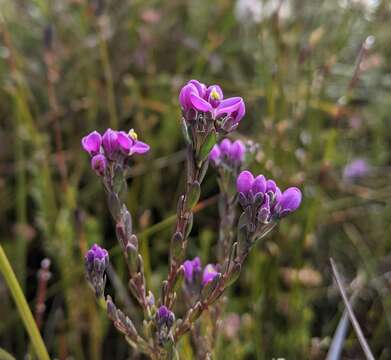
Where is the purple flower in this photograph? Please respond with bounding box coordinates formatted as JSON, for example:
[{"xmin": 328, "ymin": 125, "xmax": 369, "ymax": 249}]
[
  {"xmin": 179, "ymin": 79, "xmax": 246, "ymax": 126},
  {"xmin": 219, "ymin": 138, "xmax": 232, "ymax": 155},
  {"xmin": 202, "ymin": 264, "xmax": 220, "ymax": 286},
  {"xmin": 82, "ymin": 128, "xmax": 150, "ymax": 174},
  {"xmin": 343, "ymin": 158, "xmax": 369, "ymax": 181},
  {"xmin": 91, "ymin": 154, "xmax": 107, "ymax": 176},
  {"xmin": 209, "ymin": 145, "xmax": 221, "ymax": 166},
  {"xmin": 229, "ymin": 140, "xmax": 245, "ymax": 163},
  {"xmin": 183, "ymin": 257, "xmax": 202, "ymax": 282},
  {"xmin": 214, "ymin": 97, "xmax": 246, "ymax": 125},
  {"xmin": 85, "ymin": 243, "xmax": 109, "ymax": 266},
  {"xmin": 275, "ymin": 187, "xmax": 302, "ymax": 217},
  {"xmin": 156, "ymin": 305, "xmax": 175, "ymax": 327},
  {"xmin": 117, "ymin": 129, "xmax": 150, "ymax": 155},
  {"xmin": 85, "ymin": 244, "xmax": 109, "ymax": 297},
  {"xmin": 237, "ymin": 170, "xmax": 302, "ymax": 222},
  {"xmin": 82, "ymin": 131, "xmax": 102, "ymax": 156}
]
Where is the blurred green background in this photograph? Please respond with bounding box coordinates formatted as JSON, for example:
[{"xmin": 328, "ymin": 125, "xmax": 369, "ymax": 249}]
[{"xmin": 1, "ymin": 0, "xmax": 391, "ymax": 359}]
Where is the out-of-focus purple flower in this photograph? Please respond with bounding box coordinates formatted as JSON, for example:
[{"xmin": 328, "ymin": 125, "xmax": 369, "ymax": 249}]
[
  {"xmin": 85, "ymin": 244, "xmax": 109, "ymax": 297},
  {"xmin": 82, "ymin": 131, "xmax": 102, "ymax": 156},
  {"xmin": 209, "ymin": 139, "xmax": 246, "ymax": 168},
  {"xmin": 209, "ymin": 145, "xmax": 221, "ymax": 166},
  {"xmin": 202, "ymin": 264, "xmax": 220, "ymax": 286},
  {"xmin": 91, "ymin": 154, "xmax": 107, "ymax": 176},
  {"xmin": 156, "ymin": 305, "xmax": 175, "ymax": 328},
  {"xmin": 343, "ymin": 158, "xmax": 370, "ymax": 181},
  {"xmin": 179, "ymin": 79, "xmax": 246, "ymax": 128},
  {"xmin": 237, "ymin": 170, "xmax": 302, "ymax": 223},
  {"xmin": 183, "ymin": 257, "xmax": 202, "ymax": 282},
  {"xmin": 229, "ymin": 140, "xmax": 246, "ymax": 163}
]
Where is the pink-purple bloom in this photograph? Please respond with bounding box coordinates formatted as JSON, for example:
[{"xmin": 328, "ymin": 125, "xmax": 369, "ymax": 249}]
[
  {"xmin": 236, "ymin": 170, "xmax": 302, "ymax": 221},
  {"xmin": 85, "ymin": 243, "xmax": 109, "ymax": 265},
  {"xmin": 209, "ymin": 138, "xmax": 246, "ymax": 167},
  {"xmin": 183, "ymin": 257, "xmax": 202, "ymax": 282},
  {"xmin": 82, "ymin": 128, "xmax": 150, "ymax": 176},
  {"xmin": 179, "ymin": 79, "xmax": 246, "ymax": 127},
  {"xmin": 202, "ymin": 264, "xmax": 220, "ymax": 286}
]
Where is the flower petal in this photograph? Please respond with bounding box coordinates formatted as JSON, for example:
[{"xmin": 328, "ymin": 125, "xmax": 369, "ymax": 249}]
[{"xmin": 190, "ymin": 93, "xmax": 213, "ymax": 112}]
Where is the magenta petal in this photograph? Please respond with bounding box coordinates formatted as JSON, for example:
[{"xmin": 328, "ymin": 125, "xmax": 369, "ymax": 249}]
[
  {"xmin": 202, "ymin": 264, "xmax": 219, "ymax": 286},
  {"xmin": 102, "ymin": 128, "xmax": 119, "ymax": 158},
  {"xmin": 179, "ymin": 83, "xmax": 198, "ymax": 111},
  {"xmin": 229, "ymin": 140, "xmax": 245, "ymax": 162},
  {"xmin": 236, "ymin": 170, "xmax": 254, "ymax": 194},
  {"xmin": 219, "ymin": 138, "xmax": 232, "ymax": 154},
  {"xmin": 117, "ymin": 131, "xmax": 134, "ymax": 153},
  {"xmin": 252, "ymin": 175, "xmax": 267, "ymax": 194},
  {"xmin": 190, "ymin": 93, "xmax": 213, "ymax": 112},
  {"xmin": 266, "ymin": 179, "xmax": 277, "ymax": 193},
  {"xmin": 209, "ymin": 144, "xmax": 221, "ymax": 165},
  {"xmin": 215, "ymin": 97, "xmax": 242, "ymax": 114},
  {"xmin": 189, "ymin": 80, "xmax": 207, "ymax": 98},
  {"xmin": 215, "ymin": 97, "xmax": 245, "ymax": 124},
  {"xmin": 131, "ymin": 141, "xmax": 150, "ymax": 154},
  {"xmin": 278, "ymin": 187, "xmax": 302, "ymax": 215},
  {"xmin": 82, "ymin": 131, "xmax": 102, "ymax": 155}
]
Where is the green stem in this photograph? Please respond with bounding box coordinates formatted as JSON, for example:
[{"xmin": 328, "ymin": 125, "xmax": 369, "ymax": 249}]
[
  {"xmin": 0, "ymin": 245, "xmax": 51, "ymax": 360},
  {"xmin": 0, "ymin": 347, "xmax": 16, "ymax": 360}
]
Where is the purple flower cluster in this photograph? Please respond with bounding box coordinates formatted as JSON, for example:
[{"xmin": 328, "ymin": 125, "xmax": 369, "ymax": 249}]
[
  {"xmin": 85, "ymin": 244, "xmax": 109, "ymax": 297},
  {"xmin": 179, "ymin": 80, "xmax": 245, "ymax": 132},
  {"xmin": 183, "ymin": 257, "xmax": 220, "ymax": 286},
  {"xmin": 82, "ymin": 128, "xmax": 150, "ymax": 176},
  {"xmin": 237, "ymin": 170, "xmax": 302, "ymax": 223},
  {"xmin": 209, "ymin": 138, "xmax": 246, "ymax": 168}
]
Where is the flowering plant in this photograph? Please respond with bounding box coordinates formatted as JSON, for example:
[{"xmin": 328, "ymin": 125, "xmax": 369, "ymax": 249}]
[{"xmin": 81, "ymin": 80, "xmax": 301, "ymax": 359}]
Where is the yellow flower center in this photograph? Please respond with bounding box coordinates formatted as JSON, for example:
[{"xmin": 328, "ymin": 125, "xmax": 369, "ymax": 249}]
[
  {"xmin": 210, "ymin": 88, "xmax": 220, "ymax": 100},
  {"xmin": 128, "ymin": 128, "xmax": 138, "ymax": 140}
]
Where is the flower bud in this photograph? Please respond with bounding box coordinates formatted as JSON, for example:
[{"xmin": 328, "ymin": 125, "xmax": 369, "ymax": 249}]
[
  {"xmin": 85, "ymin": 244, "xmax": 109, "ymax": 297},
  {"xmin": 91, "ymin": 154, "xmax": 107, "ymax": 176}
]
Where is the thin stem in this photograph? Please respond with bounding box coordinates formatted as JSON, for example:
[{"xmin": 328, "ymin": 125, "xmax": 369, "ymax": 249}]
[
  {"xmin": 330, "ymin": 258, "xmax": 375, "ymax": 360},
  {"xmin": 0, "ymin": 245, "xmax": 51, "ymax": 360}
]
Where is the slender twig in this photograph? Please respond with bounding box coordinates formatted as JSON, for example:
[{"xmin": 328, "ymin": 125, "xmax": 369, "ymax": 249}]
[{"xmin": 330, "ymin": 258, "xmax": 375, "ymax": 360}]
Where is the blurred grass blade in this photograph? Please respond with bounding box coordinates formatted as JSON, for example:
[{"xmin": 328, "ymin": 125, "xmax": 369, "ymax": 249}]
[
  {"xmin": 0, "ymin": 245, "xmax": 51, "ymax": 360},
  {"xmin": 0, "ymin": 347, "xmax": 16, "ymax": 360},
  {"xmin": 330, "ymin": 258, "xmax": 375, "ymax": 360},
  {"xmin": 326, "ymin": 290, "xmax": 359, "ymax": 360}
]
